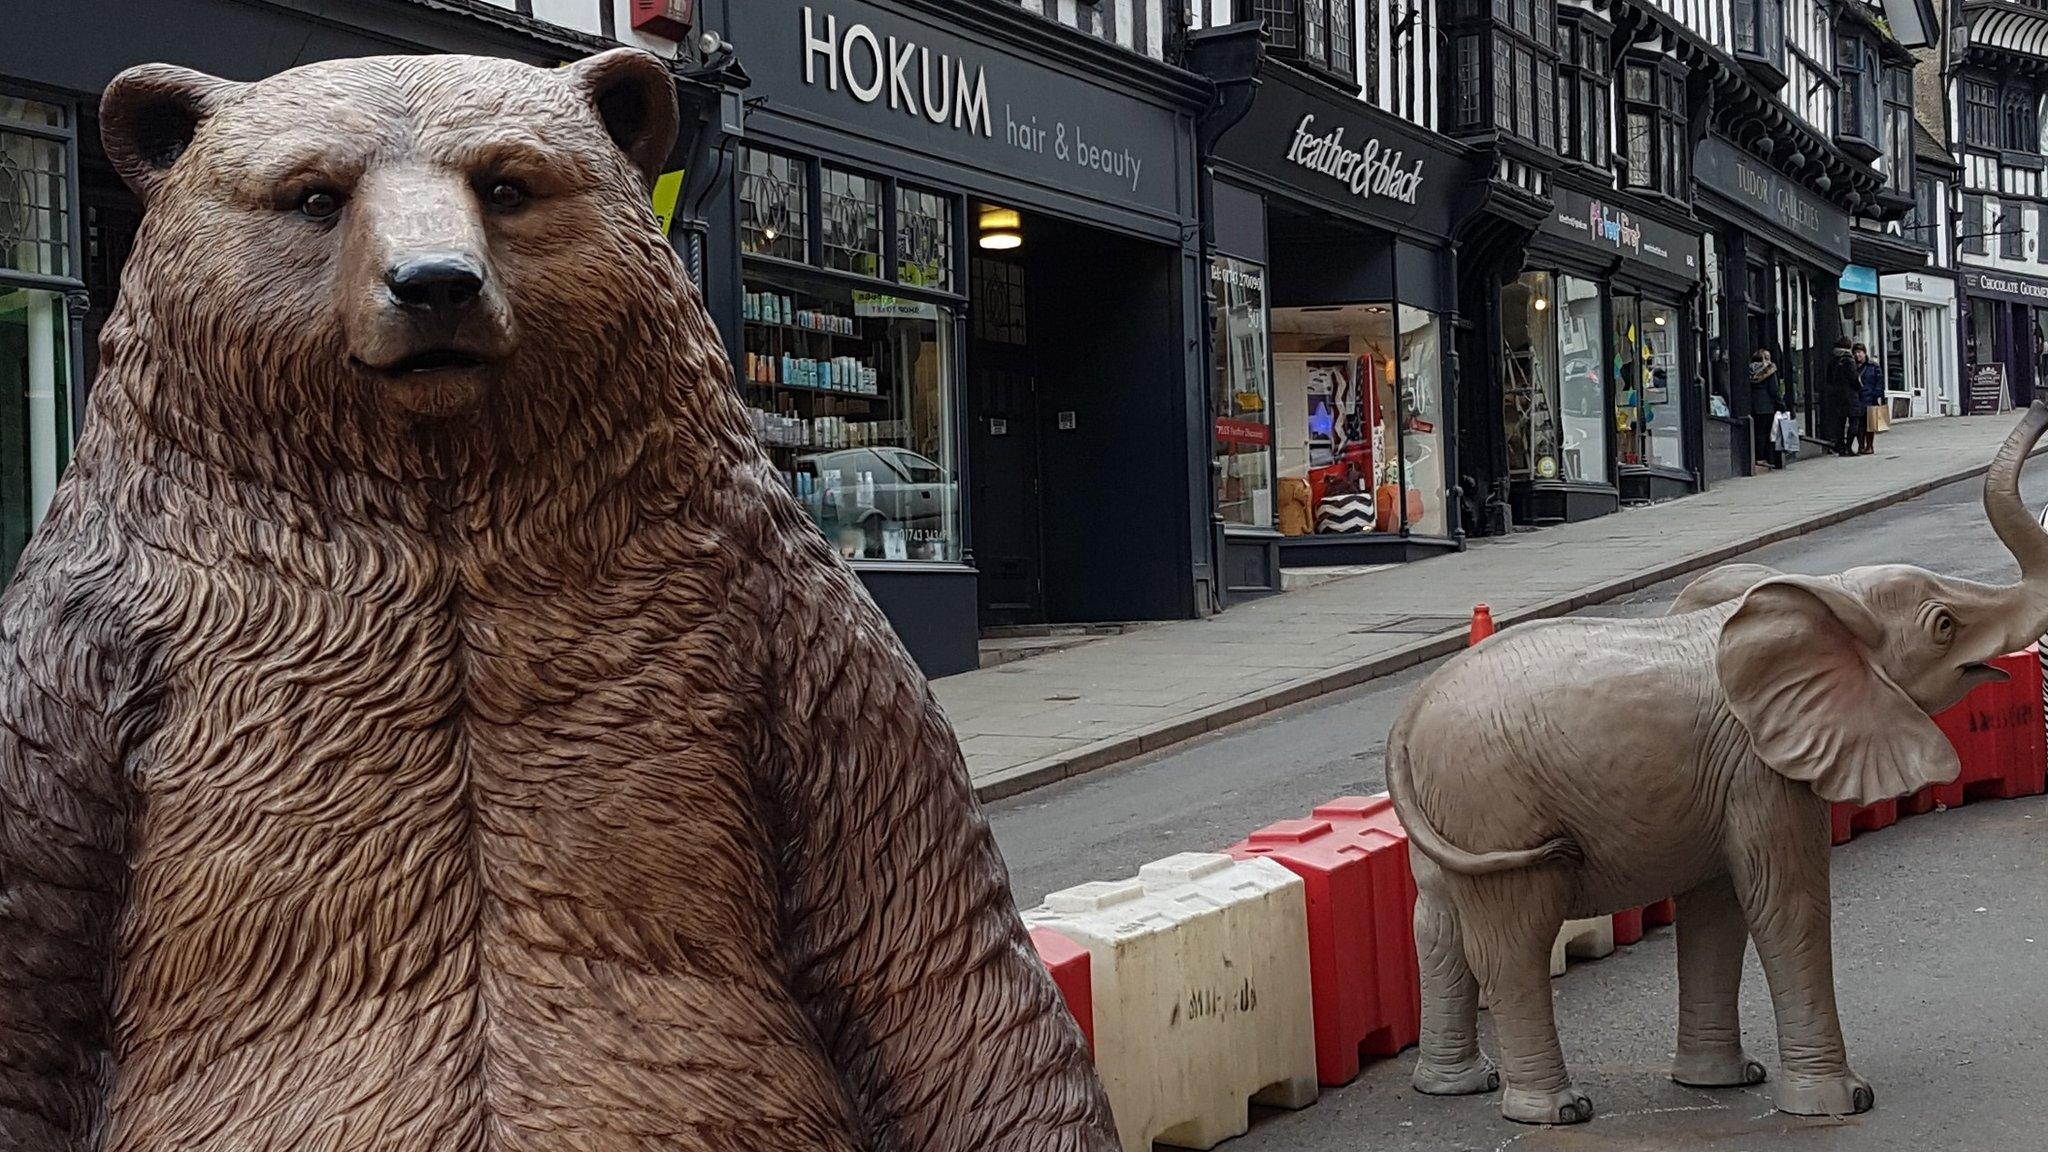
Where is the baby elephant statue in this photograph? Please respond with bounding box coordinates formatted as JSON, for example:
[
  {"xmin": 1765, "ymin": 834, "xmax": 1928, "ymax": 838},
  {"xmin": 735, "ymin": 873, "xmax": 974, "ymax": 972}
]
[{"xmin": 1388, "ymin": 400, "xmax": 2048, "ymax": 1126}]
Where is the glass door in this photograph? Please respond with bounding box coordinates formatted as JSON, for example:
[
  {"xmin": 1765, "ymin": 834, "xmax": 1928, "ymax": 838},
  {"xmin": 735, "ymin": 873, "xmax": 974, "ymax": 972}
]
[{"xmin": 0, "ymin": 287, "xmax": 71, "ymax": 578}]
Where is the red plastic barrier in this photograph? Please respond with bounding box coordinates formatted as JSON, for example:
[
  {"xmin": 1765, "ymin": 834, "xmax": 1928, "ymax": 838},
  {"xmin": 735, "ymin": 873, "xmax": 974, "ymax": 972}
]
[
  {"xmin": 1226, "ymin": 795, "xmax": 1420, "ymax": 1086},
  {"xmin": 1912, "ymin": 645, "xmax": 2047, "ymax": 814},
  {"xmin": 1612, "ymin": 906, "xmax": 1645, "ymax": 946},
  {"xmin": 1829, "ymin": 797, "xmax": 1899, "ymax": 845},
  {"xmin": 1029, "ymin": 927, "xmax": 1095, "ymax": 1057},
  {"xmin": 1642, "ymin": 897, "xmax": 1676, "ymax": 927}
]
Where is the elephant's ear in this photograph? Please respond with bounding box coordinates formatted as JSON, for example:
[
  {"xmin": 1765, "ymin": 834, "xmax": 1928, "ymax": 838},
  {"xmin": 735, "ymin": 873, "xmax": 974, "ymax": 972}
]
[{"xmin": 1717, "ymin": 575, "xmax": 1960, "ymax": 806}]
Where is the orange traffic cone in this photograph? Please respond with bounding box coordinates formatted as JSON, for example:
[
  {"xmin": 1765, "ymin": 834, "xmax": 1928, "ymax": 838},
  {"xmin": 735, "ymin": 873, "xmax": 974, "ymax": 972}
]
[{"xmin": 1468, "ymin": 604, "xmax": 1496, "ymax": 646}]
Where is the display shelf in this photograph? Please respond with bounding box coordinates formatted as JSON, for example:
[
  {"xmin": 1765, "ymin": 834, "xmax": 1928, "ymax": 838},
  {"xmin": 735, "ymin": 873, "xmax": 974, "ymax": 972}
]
[
  {"xmin": 750, "ymin": 379, "xmax": 884, "ymax": 399},
  {"xmin": 743, "ymin": 318, "xmax": 867, "ymax": 343}
]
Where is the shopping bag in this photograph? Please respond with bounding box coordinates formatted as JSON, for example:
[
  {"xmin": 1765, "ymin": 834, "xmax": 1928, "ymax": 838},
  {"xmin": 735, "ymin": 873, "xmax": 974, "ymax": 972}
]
[{"xmin": 1867, "ymin": 404, "xmax": 1892, "ymax": 433}]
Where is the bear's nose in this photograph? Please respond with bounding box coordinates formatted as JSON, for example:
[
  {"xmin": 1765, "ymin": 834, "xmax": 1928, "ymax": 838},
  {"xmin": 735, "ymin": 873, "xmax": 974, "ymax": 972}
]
[{"xmin": 385, "ymin": 253, "xmax": 486, "ymax": 311}]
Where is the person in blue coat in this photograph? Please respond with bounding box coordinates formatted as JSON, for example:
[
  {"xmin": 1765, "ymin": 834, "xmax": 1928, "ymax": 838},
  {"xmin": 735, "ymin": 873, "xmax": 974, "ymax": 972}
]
[{"xmin": 1854, "ymin": 343, "xmax": 1885, "ymax": 455}]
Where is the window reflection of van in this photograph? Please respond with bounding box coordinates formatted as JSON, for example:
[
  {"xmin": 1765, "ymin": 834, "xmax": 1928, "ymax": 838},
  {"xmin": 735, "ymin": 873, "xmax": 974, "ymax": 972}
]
[{"xmin": 795, "ymin": 446, "xmax": 953, "ymax": 536}]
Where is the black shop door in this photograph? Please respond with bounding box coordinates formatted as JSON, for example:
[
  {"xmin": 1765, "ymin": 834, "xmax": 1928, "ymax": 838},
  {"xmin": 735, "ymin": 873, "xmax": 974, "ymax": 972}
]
[{"xmin": 969, "ymin": 360, "xmax": 1044, "ymax": 626}]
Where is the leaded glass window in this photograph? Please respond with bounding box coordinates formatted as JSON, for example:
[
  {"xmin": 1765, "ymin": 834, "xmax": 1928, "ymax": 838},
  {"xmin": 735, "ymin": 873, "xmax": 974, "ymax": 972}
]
[
  {"xmin": 820, "ymin": 166, "xmax": 882, "ymax": 277},
  {"xmin": 897, "ymin": 186, "xmax": 953, "ymax": 293},
  {"xmin": 739, "ymin": 147, "xmax": 808, "ymax": 263}
]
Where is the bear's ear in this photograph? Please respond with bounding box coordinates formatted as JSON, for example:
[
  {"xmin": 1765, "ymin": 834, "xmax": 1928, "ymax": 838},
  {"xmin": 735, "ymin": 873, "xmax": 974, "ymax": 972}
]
[
  {"xmin": 567, "ymin": 48, "xmax": 679, "ymax": 192},
  {"xmin": 101, "ymin": 64, "xmax": 237, "ymax": 202}
]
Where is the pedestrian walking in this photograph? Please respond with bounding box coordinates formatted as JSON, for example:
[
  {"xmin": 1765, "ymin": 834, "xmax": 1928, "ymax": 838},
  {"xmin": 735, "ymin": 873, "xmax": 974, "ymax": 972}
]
[
  {"xmin": 1825, "ymin": 337, "xmax": 1862, "ymax": 456},
  {"xmin": 1854, "ymin": 343, "xmax": 1885, "ymax": 455},
  {"xmin": 1748, "ymin": 347, "xmax": 1784, "ymax": 470}
]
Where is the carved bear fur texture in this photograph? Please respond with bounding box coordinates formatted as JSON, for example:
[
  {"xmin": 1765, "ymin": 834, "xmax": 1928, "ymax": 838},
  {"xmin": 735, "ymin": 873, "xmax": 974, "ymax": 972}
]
[{"xmin": 0, "ymin": 50, "xmax": 1115, "ymax": 1152}]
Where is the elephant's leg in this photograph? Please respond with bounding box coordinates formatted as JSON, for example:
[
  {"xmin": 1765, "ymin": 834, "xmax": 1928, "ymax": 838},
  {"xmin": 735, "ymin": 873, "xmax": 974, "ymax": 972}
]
[
  {"xmin": 1670, "ymin": 874, "xmax": 1766, "ymax": 1088},
  {"xmin": 1727, "ymin": 789, "xmax": 1873, "ymax": 1117},
  {"xmin": 1409, "ymin": 862, "xmax": 1497, "ymax": 1096},
  {"xmin": 1461, "ymin": 873, "xmax": 1591, "ymax": 1126}
]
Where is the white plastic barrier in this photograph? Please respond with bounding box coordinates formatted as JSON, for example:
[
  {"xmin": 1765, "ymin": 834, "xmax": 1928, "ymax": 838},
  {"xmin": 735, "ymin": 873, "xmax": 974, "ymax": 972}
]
[
  {"xmin": 1024, "ymin": 852, "xmax": 1319, "ymax": 1152},
  {"xmin": 1552, "ymin": 915, "xmax": 1617, "ymax": 976}
]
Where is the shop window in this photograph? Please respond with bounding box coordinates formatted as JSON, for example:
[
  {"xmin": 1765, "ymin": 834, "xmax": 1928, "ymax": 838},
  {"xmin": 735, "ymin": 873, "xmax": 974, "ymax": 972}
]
[
  {"xmin": 1504, "ymin": 270, "xmax": 1621, "ymax": 486},
  {"xmin": 1397, "ymin": 307, "xmax": 1447, "ymax": 536},
  {"xmin": 739, "ymin": 147, "xmax": 809, "ymax": 263},
  {"xmin": 1210, "ymin": 256, "xmax": 1274, "ymax": 530},
  {"xmin": 896, "ymin": 186, "xmax": 954, "ymax": 293},
  {"xmin": 1, "ymin": 102, "xmax": 72, "ymax": 280},
  {"xmin": 1503, "ymin": 271, "xmax": 1558, "ymax": 482},
  {"xmin": 1614, "ymin": 294, "xmax": 1684, "ymax": 473},
  {"xmin": 741, "ymin": 266, "xmax": 960, "ymax": 562},
  {"xmin": 1640, "ymin": 301, "xmax": 1682, "ymax": 471},
  {"xmin": 820, "ymin": 166, "xmax": 883, "ymax": 277},
  {"xmin": 1965, "ymin": 80, "xmax": 2000, "ymax": 151},
  {"xmin": 971, "ymin": 257, "xmax": 1026, "ymax": 345},
  {"xmin": 1557, "ymin": 275, "xmax": 1608, "ymax": 483},
  {"xmin": 1, "ymin": 95, "xmax": 79, "ymax": 584},
  {"xmin": 1271, "ymin": 302, "xmax": 1445, "ymax": 537},
  {"xmin": 1885, "ymin": 300, "xmax": 1907, "ymax": 395},
  {"xmin": 739, "ymin": 153, "xmax": 962, "ymax": 564},
  {"xmin": 0, "ymin": 286, "xmax": 72, "ymax": 580}
]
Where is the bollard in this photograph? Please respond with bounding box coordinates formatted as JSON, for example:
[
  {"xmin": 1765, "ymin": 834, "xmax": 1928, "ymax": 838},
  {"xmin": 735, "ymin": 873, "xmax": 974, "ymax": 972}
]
[{"xmin": 1468, "ymin": 603, "xmax": 1496, "ymax": 646}]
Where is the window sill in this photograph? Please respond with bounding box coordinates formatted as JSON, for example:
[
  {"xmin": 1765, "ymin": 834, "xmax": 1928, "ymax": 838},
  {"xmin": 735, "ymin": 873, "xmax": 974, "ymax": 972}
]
[
  {"xmin": 1734, "ymin": 51, "xmax": 1788, "ymax": 92},
  {"xmin": 1266, "ymin": 53, "xmax": 1361, "ymax": 99},
  {"xmin": 1836, "ymin": 135, "xmax": 1882, "ymax": 165}
]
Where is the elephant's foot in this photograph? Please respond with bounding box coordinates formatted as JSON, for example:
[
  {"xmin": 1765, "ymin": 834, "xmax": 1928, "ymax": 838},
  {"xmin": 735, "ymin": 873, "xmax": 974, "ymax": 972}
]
[
  {"xmin": 1412, "ymin": 1054, "xmax": 1499, "ymax": 1096},
  {"xmin": 1501, "ymin": 1085, "xmax": 1594, "ymax": 1125},
  {"xmin": 1774, "ymin": 1071, "xmax": 1874, "ymax": 1117},
  {"xmin": 1671, "ymin": 1046, "xmax": 1768, "ymax": 1088}
]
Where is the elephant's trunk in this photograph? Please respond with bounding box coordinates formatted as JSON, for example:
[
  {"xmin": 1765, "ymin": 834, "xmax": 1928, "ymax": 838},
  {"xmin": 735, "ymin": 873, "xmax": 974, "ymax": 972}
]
[{"xmin": 1985, "ymin": 401, "xmax": 2048, "ymax": 642}]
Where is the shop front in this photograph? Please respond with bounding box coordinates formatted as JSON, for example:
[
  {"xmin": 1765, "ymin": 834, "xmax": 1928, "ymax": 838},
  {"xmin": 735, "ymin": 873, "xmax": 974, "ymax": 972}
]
[
  {"xmin": 1694, "ymin": 135, "xmax": 1852, "ymax": 459},
  {"xmin": 703, "ymin": 0, "xmax": 1207, "ymax": 675},
  {"xmin": 1505, "ymin": 183, "xmax": 1703, "ymax": 521},
  {"xmin": 1201, "ymin": 60, "xmax": 1473, "ymax": 590},
  {"xmin": 1960, "ymin": 268, "xmax": 2048, "ymax": 410},
  {"xmin": 1882, "ymin": 269, "xmax": 1957, "ymax": 418}
]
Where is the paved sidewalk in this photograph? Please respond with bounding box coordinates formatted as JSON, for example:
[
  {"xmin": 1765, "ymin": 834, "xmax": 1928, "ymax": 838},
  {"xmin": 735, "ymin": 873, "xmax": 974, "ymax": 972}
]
[{"xmin": 939, "ymin": 413, "xmax": 2046, "ymax": 801}]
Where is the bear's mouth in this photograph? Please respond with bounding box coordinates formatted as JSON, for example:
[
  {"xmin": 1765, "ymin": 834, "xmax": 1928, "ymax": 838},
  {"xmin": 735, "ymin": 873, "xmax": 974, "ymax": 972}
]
[{"xmin": 375, "ymin": 348, "xmax": 488, "ymax": 375}]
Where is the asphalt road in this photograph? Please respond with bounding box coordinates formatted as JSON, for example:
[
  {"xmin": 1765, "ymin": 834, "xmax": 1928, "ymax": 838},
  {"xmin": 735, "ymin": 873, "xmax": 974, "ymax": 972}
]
[{"xmin": 985, "ymin": 465, "xmax": 2048, "ymax": 1152}]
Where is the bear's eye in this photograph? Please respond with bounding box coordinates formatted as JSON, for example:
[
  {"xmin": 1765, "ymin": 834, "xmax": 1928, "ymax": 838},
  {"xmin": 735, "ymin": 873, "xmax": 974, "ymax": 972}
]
[
  {"xmin": 297, "ymin": 190, "xmax": 343, "ymax": 221},
  {"xmin": 484, "ymin": 181, "xmax": 528, "ymax": 211}
]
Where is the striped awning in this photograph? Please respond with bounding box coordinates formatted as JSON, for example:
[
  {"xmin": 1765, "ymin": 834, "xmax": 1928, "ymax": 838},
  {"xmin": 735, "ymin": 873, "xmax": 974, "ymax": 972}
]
[{"xmin": 1968, "ymin": 3, "xmax": 2048, "ymax": 57}]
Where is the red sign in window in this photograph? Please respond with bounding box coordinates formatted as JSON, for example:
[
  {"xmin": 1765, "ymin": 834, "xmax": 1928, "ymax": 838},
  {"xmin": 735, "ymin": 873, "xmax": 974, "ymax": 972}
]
[
  {"xmin": 630, "ymin": 0, "xmax": 695, "ymax": 38},
  {"xmin": 1215, "ymin": 417, "xmax": 1273, "ymax": 446}
]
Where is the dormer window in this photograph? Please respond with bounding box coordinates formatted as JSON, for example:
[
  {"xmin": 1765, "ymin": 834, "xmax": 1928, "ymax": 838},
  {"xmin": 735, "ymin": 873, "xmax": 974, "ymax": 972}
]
[
  {"xmin": 1251, "ymin": 0, "xmax": 1364, "ymax": 86},
  {"xmin": 1836, "ymin": 32, "xmax": 1879, "ymax": 155}
]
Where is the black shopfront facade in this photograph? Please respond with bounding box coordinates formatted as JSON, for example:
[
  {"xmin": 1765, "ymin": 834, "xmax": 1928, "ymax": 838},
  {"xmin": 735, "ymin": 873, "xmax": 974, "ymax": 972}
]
[
  {"xmin": 1694, "ymin": 134, "xmax": 1854, "ymax": 465},
  {"xmin": 1959, "ymin": 268, "xmax": 2048, "ymax": 410},
  {"xmin": 1507, "ymin": 179, "xmax": 1706, "ymax": 522},
  {"xmin": 700, "ymin": 0, "xmax": 1208, "ymax": 676},
  {"xmin": 1200, "ymin": 59, "xmax": 1475, "ymax": 593}
]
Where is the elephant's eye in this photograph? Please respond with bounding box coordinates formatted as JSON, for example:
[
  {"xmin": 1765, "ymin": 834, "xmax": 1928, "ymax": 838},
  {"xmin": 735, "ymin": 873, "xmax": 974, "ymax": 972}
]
[{"xmin": 1931, "ymin": 611, "xmax": 1956, "ymax": 644}]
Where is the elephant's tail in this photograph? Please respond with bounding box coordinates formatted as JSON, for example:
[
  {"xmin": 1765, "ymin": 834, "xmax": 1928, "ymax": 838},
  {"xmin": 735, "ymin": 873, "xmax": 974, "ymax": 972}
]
[{"xmin": 1386, "ymin": 733, "xmax": 1582, "ymax": 876}]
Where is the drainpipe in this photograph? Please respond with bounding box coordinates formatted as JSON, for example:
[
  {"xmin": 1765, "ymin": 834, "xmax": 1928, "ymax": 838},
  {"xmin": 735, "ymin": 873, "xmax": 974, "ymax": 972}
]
[{"xmin": 1184, "ymin": 22, "xmax": 1266, "ymax": 614}]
